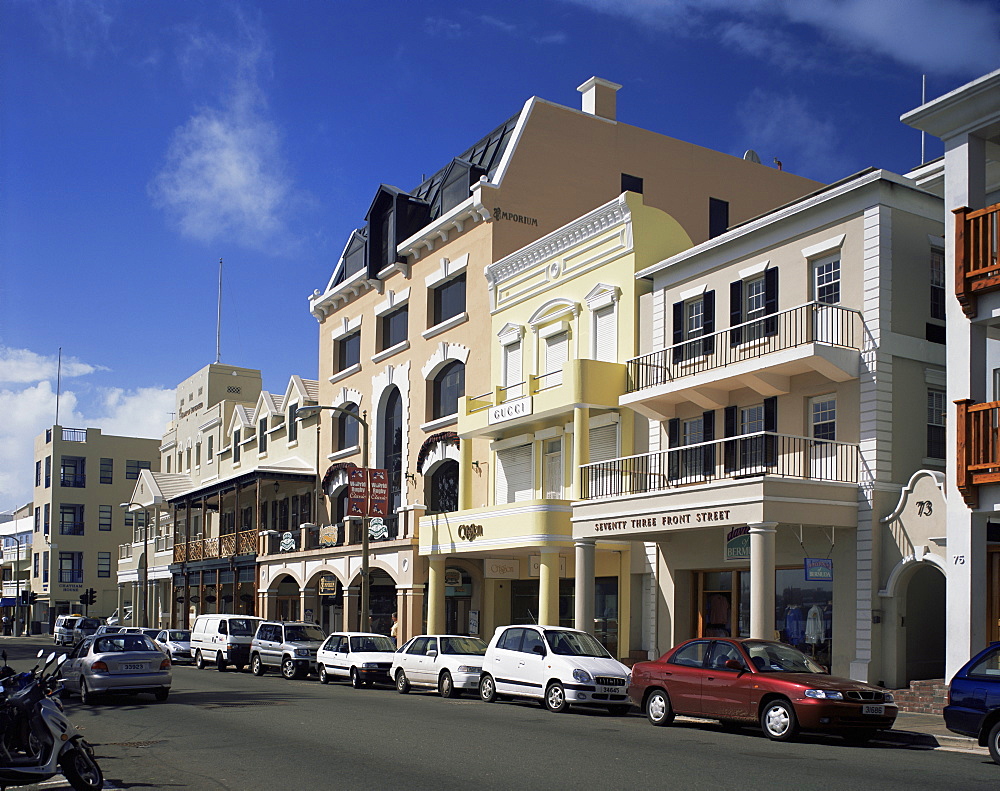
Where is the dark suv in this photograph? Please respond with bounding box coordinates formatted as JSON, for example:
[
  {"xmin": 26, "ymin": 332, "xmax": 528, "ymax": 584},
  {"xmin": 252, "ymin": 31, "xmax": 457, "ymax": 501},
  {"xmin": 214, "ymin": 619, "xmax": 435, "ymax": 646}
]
[
  {"xmin": 250, "ymin": 621, "xmax": 326, "ymax": 679},
  {"xmin": 944, "ymin": 642, "xmax": 1000, "ymax": 763}
]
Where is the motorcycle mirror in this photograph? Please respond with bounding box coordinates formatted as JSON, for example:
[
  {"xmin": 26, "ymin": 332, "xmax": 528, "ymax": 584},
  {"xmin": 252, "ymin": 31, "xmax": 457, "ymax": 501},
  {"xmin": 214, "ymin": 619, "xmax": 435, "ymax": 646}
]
[
  {"xmin": 57, "ymin": 654, "xmax": 68, "ymax": 666},
  {"xmin": 36, "ymin": 650, "xmax": 44, "ymax": 658},
  {"xmin": 45, "ymin": 652, "xmax": 56, "ymax": 665}
]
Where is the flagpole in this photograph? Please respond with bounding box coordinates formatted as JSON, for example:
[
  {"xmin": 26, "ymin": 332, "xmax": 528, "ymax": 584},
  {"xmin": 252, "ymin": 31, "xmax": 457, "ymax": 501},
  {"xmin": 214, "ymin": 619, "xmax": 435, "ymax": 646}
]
[
  {"xmin": 216, "ymin": 258, "xmax": 223, "ymax": 364},
  {"xmin": 55, "ymin": 347, "xmax": 62, "ymax": 425}
]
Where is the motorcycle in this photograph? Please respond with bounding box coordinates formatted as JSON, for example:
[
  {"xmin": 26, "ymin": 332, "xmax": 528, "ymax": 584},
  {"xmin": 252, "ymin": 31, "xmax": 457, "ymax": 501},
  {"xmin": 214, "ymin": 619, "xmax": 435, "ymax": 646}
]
[{"xmin": 0, "ymin": 649, "xmax": 103, "ymax": 790}]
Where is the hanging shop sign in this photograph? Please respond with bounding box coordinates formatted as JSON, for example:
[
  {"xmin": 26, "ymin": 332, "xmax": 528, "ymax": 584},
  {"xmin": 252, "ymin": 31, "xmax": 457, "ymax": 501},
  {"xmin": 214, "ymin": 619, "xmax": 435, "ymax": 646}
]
[
  {"xmin": 319, "ymin": 575, "xmax": 339, "ymax": 596},
  {"xmin": 319, "ymin": 524, "xmax": 339, "ymax": 548},
  {"xmin": 369, "ymin": 517, "xmax": 389, "ymax": 541},
  {"xmin": 484, "ymin": 558, "xmax": 519, "ymax": 579},
  {"xmin": 279, "ymin": 532, "xmax": 297, "ymax": 552},
  {"xmin": 347, "ymin": 467, "xmax": 390, "ymax": 517},
  {"xmin": 725, "ymin": 525, "xmax": 750, "ymax": 562},
  {"xmin": 367, "ymin": 468, "xmax": 389, "ymax": 517},
  {"xmin": 444, "ymin": 568, "xmax": 463, "ymax": 586},
  {"xmin": 348, "ymin": 468, "xmax": 369, "ymax": 516},
  {"xmin": 804, "ymin": 558, "xmax": 834, "ymax": 582}
]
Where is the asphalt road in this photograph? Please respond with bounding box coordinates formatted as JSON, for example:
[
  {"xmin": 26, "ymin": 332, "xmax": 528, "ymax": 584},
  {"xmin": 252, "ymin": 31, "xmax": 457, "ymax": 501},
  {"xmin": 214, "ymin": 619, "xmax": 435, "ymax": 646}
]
[{"xmin": 2, "ymin": 637, "xmax": 998, "ymax": 790}]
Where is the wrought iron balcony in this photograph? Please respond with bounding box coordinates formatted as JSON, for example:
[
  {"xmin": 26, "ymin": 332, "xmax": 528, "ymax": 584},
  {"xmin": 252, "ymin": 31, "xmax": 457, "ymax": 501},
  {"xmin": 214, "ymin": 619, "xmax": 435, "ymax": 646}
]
[
  {"xmin": 955, "ymin": 203, "xmax": 1000, "ymax": 318},
  {"xmin": 60, "ymin": 473, "xmax": 86, "ymax": 488},
  {"xmin": 579, "ymin": 432, "xmax": 858, "ymax": 500}
]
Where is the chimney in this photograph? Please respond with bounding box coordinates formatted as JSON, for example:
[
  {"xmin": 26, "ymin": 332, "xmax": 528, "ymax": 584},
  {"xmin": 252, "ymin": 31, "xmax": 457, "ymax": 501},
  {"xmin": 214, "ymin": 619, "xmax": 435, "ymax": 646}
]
[{"xmin": 577, "ymin": 77, "xmax": 622, "ymax": 121}]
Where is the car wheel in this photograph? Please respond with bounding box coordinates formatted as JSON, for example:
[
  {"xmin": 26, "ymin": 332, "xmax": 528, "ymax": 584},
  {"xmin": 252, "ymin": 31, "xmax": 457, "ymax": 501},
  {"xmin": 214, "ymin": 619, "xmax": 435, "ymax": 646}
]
[
  {"xmin": 350, "ymin": 668, "xmax": 364, "ymax": 689},
  {"xmin": 760, "ymin": 698, "xmax": 799, "ymax": 741},
  {"xmin": 281, "ymin": 657, "xmax": 297, "ymax": 680},
  {"xmin": 607, "ymin": 704, "xmax": 631, "ymax": 716},
  {"xmin": 251, "ymin": 654, "xmax": 265, "ymax": 676},
  {"xmin": 80, "ymin": 678, "xmax": 97, "ymax": 706},
  {"xmin": 841, "ymin": 728, "xmax": 876, "ymax": 745},
  {"xmin": 396, "ymin": 669, "xmax": 410, "ymax": 693},
  {"xmin": 217, "ymin": 653, "xmax": 227, "ymax": 672},
  {"xmin": 479, "ymin": 673, "xmax": 497, "ymax": 703},
  {"xmin": 154, "ymin": 688, "xmax": 169, "ymax": 702},
  {"xmin": 195, "ymin": 650, "xmax": 205, "ymax": 670},
  {"xmin": 645, "ymin": 689, "xmax": 674, "ymax": 726},
  {"xmin": 318, "ymin": 665, "xmax": 329, "ymax": 685},
  {"xmin": 439, "ymin": 671, "xmax": 458, "ymax": 699},
  {"xmin": 989, "ymin": 720, "xmax": 1000, "ymax": 765},
  {"xmin": 544, "ymin": 682, "xmax": 569, "ymax": 713}
]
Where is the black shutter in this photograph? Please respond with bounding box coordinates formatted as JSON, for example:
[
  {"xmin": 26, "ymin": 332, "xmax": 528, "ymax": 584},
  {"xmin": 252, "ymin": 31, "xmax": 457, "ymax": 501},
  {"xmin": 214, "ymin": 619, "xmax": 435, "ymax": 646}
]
[
  {"xmin": 724, "ymin": 406, "xmax": 738, "ymax": 473},
  {"xmin": 764, "ymin": 267, "xmax": 779, "ymax": 337},
  {"xmin": 667, "ymin": 418, "xmax": 680, "ymax": 480},
  {"xmin": 764, "ymin": 396, "xmax": 778, "ymax": 467},
  {"xmin": 702, "ymin": 410, "xmax": 716, "ymax": 477},
  {"xmin": 702, "ymin": 291, "xmax": 715, "ymax": 357},
  {"xmin": 730, "ymin": 281, "xmax": 743, "ymax": 346},
  {"xmin": 672, "ymin": 301, "xmax": 685, "ymax": 364}
]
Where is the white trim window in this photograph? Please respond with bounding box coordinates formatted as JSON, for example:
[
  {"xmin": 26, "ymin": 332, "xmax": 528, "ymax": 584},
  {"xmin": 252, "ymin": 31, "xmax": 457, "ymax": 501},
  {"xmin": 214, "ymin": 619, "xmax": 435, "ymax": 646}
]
[
  {"xmin": 927, "ymin": 388, "xmax": 945, "ymax": 459},
  {"xmin": 813, "ymin": 255, "xmax": 841, "ymax": 305},
  {"xmin": 593, "ymin": 303, "xmax": 616, "ymax": 362}
]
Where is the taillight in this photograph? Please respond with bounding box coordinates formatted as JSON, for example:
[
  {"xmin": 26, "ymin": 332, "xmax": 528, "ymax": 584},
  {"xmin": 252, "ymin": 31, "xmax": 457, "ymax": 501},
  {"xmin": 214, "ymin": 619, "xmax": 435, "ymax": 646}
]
[
  {"xmin": 91, "ymin": 661, "xmax": 109, "ymax": 673},
  {"xmin": 160, "ymin": 658, "xmax": 171, "ymax": 670}
]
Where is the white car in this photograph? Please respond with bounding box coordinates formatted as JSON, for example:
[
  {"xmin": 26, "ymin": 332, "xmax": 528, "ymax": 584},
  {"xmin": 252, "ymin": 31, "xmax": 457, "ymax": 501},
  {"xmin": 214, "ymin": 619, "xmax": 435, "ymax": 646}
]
[
  {"xmin": 316, "ymin": 632, "xmax": 396, "ymax": 688},
  {"xmin": 479, "ymin": 624, "xmax": 632, "ymax": 714},
  {"xmin": 391, "ymin": 635, "xmax": 487, "ymax": 698},
  {"xmin": 155, "ymin": 629, "xmax": 192, "ymax": 664}
]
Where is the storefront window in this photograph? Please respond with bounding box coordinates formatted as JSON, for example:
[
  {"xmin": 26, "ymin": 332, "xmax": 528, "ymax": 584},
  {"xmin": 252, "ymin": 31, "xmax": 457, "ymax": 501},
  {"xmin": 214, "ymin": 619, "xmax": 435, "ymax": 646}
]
[
  {"xmin": 594, "ymin": 577, "xmax": 618, "ymax": 660},
  {"xmin": 701, "ymin": 571, "xmax": 733, "ymax": 637}
]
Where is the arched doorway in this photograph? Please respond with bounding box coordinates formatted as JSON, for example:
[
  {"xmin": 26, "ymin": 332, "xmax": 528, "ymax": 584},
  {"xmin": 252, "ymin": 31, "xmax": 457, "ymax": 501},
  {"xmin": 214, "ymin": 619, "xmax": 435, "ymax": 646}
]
[
  {"xmin": 274, "ymin": 574, "xmax": 300, "ymax": 621},
  {"xmin": 368, "ymin": 569, "xmax": 397, "ymax": 636},
  {"xmin": 904, "ymin": 563, "xmax": 946, "ymax": 681}
]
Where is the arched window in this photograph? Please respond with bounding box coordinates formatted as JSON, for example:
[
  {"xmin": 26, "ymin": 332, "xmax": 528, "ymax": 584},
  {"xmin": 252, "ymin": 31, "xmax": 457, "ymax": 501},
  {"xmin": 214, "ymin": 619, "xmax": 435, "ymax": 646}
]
[
  {"xmin": 432, "ymin": 361, "xmax": 465, "ymax": 420},
  {"xmin": 337, "ymin": 403, "xmax": 360, "ymax": 450},
  {"xmin": 428, "ymin": 460, "xmax": 459, "ymax": 514},
  {"xmin": 382, "ymin": 388, "xmax": 403, "ymax": 514}
]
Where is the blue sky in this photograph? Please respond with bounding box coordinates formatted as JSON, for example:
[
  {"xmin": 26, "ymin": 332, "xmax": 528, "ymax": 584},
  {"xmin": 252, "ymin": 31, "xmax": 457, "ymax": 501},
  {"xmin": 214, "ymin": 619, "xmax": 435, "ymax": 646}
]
[{"xmin": 2, "ymin": 0, "xmax": 999, "ymax": 509}]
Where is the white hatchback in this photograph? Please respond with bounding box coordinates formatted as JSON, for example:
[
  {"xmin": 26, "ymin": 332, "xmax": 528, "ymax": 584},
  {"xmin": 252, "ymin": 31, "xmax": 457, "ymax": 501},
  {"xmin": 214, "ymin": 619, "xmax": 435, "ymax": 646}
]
[
  {"xmin": 316, "ymin": 632, "xmax": 396, "ymax": 688},
  {"xmin": 479, "ymin": 625, "xmax": 632, "ymax": 714},
  {"xmin": 390, "ymin": 635, "xmax": 487, "ymax": 697}
]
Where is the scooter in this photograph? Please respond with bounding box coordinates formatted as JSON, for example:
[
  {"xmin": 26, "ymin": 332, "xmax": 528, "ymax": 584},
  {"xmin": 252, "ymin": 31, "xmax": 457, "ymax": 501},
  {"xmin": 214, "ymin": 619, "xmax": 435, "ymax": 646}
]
[{"xmin": 0, "ymin": 649, "xmax": 103, "ymax": 790}]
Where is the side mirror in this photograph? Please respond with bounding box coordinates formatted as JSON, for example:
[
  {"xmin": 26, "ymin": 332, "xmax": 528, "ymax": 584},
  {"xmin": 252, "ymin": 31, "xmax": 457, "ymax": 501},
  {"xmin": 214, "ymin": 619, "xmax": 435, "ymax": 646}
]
[
  {"xmin": 426, "ymin": 649, "xmax": 438, "ymax": 658},
  {"xmin": 532, "ymin": 645, "xmax": 546, "ymax": 656},
  {"xmin": 725, "ymin": 659, "xmax": 744, "ymax": 672}
]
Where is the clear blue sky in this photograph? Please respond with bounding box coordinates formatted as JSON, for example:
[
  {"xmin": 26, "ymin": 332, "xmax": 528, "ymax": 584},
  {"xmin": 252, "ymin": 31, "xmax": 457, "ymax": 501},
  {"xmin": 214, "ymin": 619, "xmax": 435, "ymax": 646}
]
[{"xmin": 2, "ymin": 0, "xmax": 998, "ymax": 509}]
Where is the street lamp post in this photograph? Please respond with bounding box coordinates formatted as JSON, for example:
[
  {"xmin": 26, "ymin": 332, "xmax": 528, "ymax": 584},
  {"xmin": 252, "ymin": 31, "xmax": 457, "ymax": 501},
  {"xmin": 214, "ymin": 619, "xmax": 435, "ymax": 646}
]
[
  {"xmin": 121, "ymin": 502, "xmax": 148, "ymax": 627},
  {"xmin": 295, "ymin": 404, "xmax": 371, "ymax": 631}
]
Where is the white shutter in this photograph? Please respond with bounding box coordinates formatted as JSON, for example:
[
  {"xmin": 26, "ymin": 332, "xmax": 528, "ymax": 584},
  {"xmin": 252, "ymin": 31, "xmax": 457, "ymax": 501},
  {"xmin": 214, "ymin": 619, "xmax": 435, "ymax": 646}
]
[
  {"xmin": 503, "ymin": 342, "xmax": 522, "ymax": 388},
  {"xmin": 544, "ymin": 331, "xmax": 569, "ymax": 385},
  {"xmin": 594, "ymin": 304, "xmax": 616, "ymax": 362},
  {"xmin": 496, "ymin": 445, "xmax": 533, "ymax": 504},
  {"xmin": 588, "ymin": 423, "xmax": 619, "ymax": 462}
]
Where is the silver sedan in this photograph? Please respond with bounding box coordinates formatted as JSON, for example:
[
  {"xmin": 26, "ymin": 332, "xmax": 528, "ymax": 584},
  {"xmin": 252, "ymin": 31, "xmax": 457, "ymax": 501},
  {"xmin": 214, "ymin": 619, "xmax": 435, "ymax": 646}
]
[{"xmin": 61, "ymin": 633, "xmax": 172, "ymax": 704}]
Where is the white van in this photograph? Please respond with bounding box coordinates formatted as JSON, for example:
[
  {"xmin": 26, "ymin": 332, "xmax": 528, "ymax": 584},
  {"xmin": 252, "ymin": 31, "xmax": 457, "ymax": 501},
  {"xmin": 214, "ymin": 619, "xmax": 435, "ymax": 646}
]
[
  {"xmin": 53, "ymin": 614, "xmax": 83, "ymax": 646},
  {"xmin": 190, "ymin": 614, "xmax": 263, "ymax": 672}
]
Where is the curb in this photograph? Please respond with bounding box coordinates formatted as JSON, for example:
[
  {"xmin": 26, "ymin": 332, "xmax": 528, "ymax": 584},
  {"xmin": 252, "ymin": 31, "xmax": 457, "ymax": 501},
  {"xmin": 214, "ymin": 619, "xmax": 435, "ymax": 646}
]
[{"xmin": 876, "ymin": 728, "xmax": 988, "ymax": 755}]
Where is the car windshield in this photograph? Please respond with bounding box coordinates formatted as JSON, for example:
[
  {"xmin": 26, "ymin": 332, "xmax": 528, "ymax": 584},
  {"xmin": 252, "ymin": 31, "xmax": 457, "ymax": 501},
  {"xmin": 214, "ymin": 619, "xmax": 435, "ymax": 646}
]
[
  {"xmin": 544, "ymin": 630, "xmax": 611, "ymax": 658},
  {"xmin": 285, "ymin": 626, "xmax": 325, "ymax": 642},
  {"xmin": 350, "ymin": 636, "xmax": 395, "ymax": 653},
  {"xmin": 167, "ymin": 631, "xmax": 190, "ymax": 641},
  {"xmin": 227, "ymin": 619, "xmax": 259, "ymax": 636},
  {"xmin": 95, "ymin": 635, "xmax": 157, "ymax": 653},
  {"xmin": 744, "ymin": 641, "xmax": 826, "ymax": 673},
  {"xmin": 79, "ymin": 619, "xmax": 100, "ymax": 629},
  {"xmin": 440, "ymin": 637, "xmax": 487, "ymax": 655}
]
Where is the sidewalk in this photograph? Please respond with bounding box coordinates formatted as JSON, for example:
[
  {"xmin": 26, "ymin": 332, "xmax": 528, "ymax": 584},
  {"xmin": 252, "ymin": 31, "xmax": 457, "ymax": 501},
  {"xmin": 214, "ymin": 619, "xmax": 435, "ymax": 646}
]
[{"xmin": 880, "ymin": 711, "xmax": 989, "ymax": 756}]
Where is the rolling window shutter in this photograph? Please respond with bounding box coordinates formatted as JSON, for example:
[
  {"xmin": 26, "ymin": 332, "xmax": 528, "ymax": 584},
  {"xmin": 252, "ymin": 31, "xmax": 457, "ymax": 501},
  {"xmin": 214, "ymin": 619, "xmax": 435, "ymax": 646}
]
[
  {"xmin": 594, "ymin": 305, "xmax": 616, "ymax": 362},
  {"xmin": 702, "ymin": 290, "xmax": 715, "ymax": 356},
  {"xmin": 496, "ymin": 445, "xmax": 533, "ymax": 504},
  {"xmin": 588, "ymin": 423, "xmax": 619, "ymax": 463},
  {"xmin": 702, "ymin": 410, "xmax": 716, "ymax": 476},
  {"xmin": 544, "ymin": 332, "xmax": 569, "ymax": 381},
  {"xmin": 764, "ymin": 267, "xmax": 779, "ymax": 336},
  {"xmin": 504, "ymin": 342, "xmax": 521, "ymax": 388},
  {"xmin": 672, "ymin": 301, "xmax": 685, "ymax": 364},
  {"xmin": 729, "ymin": 281, "xmax": 743, "ymax": 346}
]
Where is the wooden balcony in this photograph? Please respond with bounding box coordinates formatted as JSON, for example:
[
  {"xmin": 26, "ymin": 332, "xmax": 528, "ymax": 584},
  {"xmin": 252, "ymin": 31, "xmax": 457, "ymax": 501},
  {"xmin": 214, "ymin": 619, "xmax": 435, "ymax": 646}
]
[
  {"xmin": 955, "ymin": 203, "xmax": 1000, "ymax": 318},
  {"xmin": 173, "ymin": 529, "xmax": 257, "ymax": 563},
  {"xmin": 957, "ymin": 398, "xmax": 1000, "ymax": 507}
]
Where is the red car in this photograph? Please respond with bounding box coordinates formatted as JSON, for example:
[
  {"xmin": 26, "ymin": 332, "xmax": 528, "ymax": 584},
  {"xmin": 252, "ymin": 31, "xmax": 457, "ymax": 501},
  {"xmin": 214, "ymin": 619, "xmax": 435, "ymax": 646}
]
[{"xmin": 628, "ymin": 638, "xmax": 897, "ymax": 743}]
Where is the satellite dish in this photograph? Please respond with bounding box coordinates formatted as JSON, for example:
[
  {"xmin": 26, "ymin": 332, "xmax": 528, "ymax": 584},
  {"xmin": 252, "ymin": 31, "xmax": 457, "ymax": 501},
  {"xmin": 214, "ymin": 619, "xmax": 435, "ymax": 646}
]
[{"xmin": 744, "ymin": 149, "xmax": 762, "ymax": 164}]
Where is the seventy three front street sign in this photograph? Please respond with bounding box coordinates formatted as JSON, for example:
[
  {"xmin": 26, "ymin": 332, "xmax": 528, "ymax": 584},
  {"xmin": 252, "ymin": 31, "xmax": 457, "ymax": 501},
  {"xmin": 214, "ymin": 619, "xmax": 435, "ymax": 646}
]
[{"xmin": 348, "ymin": 467, "xmax": 390, "ymax": 518}]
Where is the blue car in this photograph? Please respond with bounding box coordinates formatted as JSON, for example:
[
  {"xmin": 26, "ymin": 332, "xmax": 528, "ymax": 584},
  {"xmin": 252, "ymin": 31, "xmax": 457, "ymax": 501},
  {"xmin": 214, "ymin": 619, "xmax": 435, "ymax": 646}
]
[{"xmin": 944, "ymin": 642, "xmax": 1000, "ymax": 763}]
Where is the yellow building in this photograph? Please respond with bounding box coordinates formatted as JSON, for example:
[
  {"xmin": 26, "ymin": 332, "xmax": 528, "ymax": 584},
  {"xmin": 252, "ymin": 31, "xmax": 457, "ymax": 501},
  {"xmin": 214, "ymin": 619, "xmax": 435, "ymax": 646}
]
[{"xmin": 419, "ymin": 192, "xmax": 691, "ymax": 660}]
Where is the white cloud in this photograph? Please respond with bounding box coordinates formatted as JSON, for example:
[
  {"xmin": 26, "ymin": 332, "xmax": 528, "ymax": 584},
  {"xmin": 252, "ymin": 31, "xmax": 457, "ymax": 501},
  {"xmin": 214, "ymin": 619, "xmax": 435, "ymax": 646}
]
[
  {"xmin": 0, "ymin": 346, "xmax": 104, "ymax": 384},
  {"xmin": 35, "ymin": 0, "xmax": 116, "ymax": 64},
  {"xmin": 561, "ymin": 0, "xmax": 1000, "ymax": 76},
  {"xmin": 0, "ymin": 347, "xmax": 172, "ymax": 510},
  {"xmin": 424, "ymin": 17, "xmax": 465, "ymax": 39},
  {"xmin": 149, "ymin": 15, "xmax": 301, "ymax": 253}
]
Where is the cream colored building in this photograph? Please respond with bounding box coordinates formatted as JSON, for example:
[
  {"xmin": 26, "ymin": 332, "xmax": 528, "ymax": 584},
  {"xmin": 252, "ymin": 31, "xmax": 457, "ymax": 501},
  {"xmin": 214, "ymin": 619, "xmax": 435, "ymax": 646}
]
[
  {"xmin": 31, "ymin": 426, "xmax": 160, "ymax": 629},
  {"xmin": 1, "ymin": 506, "xmax": 33, "ymax": 633},
  {"xmin": 121, "ymin": 363, "xmax": 322, "ymax": 629},
  {"xmin": 572, "ymin": 169, "xmax": 945, "ymax": 687},
  {"xmin": 303, "ymin": 77, "xmax": 820, "ymax": 645}
]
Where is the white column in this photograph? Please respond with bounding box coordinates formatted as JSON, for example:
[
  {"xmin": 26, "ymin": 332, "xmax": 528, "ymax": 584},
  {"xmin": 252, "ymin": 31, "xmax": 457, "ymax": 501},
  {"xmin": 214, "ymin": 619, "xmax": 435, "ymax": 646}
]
[
  {"xmin": 538, "ymin": 549, "xmax": 560, "ymax": 626},
  {"xmin": 749, "ymin": 522, "xmax": 778, "ymax": 639},
  {"xmin": 427, "ymin": 556, "xmax": 446, "ymax": 635},
  {"xmin": 574, "ymin": 539, "xmax": 596, "ymax": 634}
]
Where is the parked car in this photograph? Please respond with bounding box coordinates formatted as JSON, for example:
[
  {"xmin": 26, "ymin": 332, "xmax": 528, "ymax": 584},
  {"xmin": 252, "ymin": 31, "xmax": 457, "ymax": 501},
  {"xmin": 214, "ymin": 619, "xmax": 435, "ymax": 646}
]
[
  {"xmin": 629, "ymin": 637, "xmax": 897, "ymax": 743},
  {"xmin": 155, "ymin": 629, "xmax": 193, "ymax": 664},
  {"xmin": 250, "ymin": 621, "xmax": 326, "ymax": 679},
  {"xmin": 94, "ymin": 625, "xmax": 120, "ymax": 636},
  {"xmin": 316, "ymin": 632, "xmax": 396, "ymax": 687},
  {"xmin": 391, "ymin": 635, "xmax": 487, "ymax": 697},
  {"xmin": 53, "ymin": 615, "xmax": 83, "ymax": 646},
  {"xmin": 479, "ymin": 625, "xmax": 631, "ymax": 714},
  {"xmin": 944, "ymin": 641, "xmax": 1000, "ymax": 763},
  {"xmin": 190, "ymin": 614, "xmax": 264, "ymax": 672},
  {"xmin": 70, "ymin": 617, "xmax": 103, "ymax": 644},
  {"xmin": 106, "ymin": 607, "xmax": 131, "ymax": 626},
  {"xmin": 117, "ymin": 627, "xmax": 162, "ymax": 642},
  {"xmin": 60, "ymin": 632, "xmax": 172, "ymax": 703}
]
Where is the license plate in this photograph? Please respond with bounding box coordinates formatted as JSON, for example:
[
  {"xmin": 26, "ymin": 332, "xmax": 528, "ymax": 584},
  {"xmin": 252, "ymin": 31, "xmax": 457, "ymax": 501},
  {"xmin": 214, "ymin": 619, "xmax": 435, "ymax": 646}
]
[
  {"xmin": 119, "ymin": 663, "xmax": 147, "ymax": 671},
  {"xmin": 862, "ymin": 704, "xmax": 884, "ymax": 716},
  {"xmin": 601, "ymin": 686, "xmax": 620, "ymax": 695}
]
